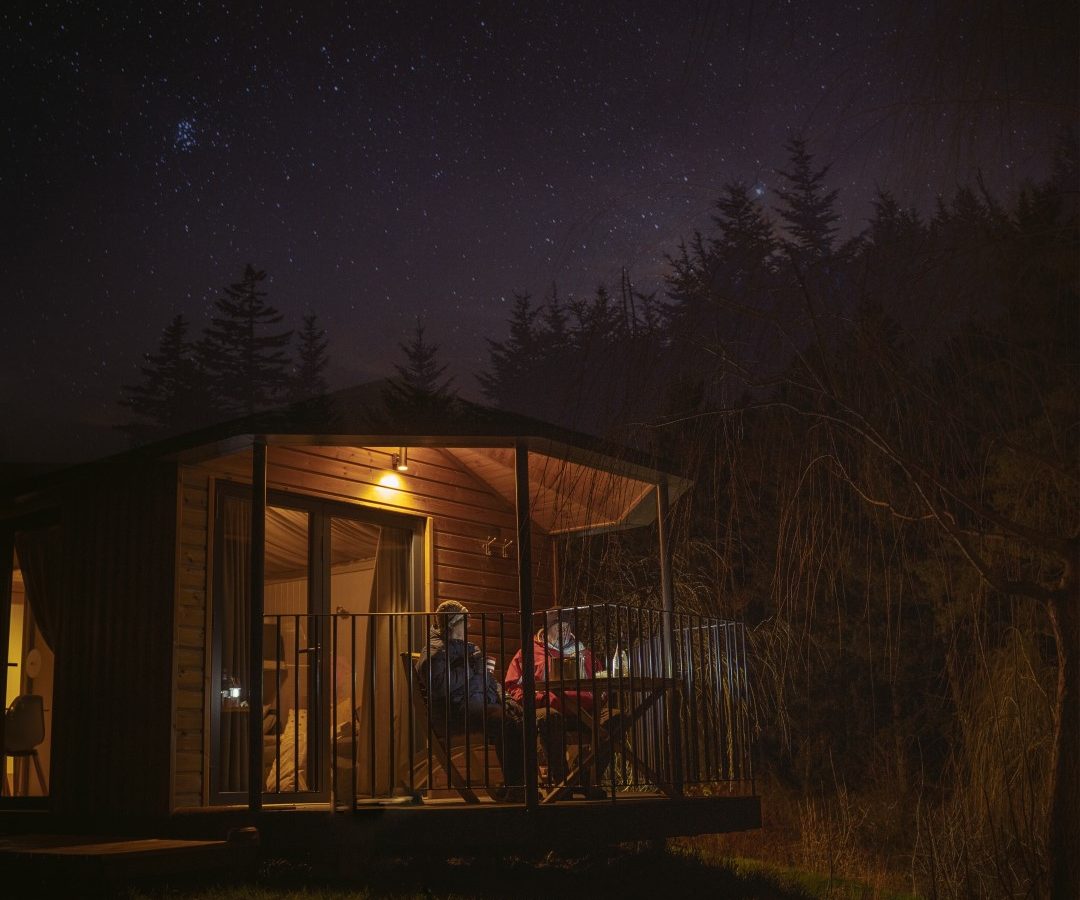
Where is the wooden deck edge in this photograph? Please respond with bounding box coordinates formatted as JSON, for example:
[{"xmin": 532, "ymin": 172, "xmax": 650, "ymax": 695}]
[
  {"xmin": 1, "ymin": 795, "xmax": 761, "ymax": 852},
  {"xmin": 255, "ymin": 795, "xmax": 762, "ymax": 853}
]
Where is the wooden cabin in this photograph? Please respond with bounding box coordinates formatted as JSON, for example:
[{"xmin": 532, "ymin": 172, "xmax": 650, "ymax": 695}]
[{"xmin": 0, "ymin": 391, "xmax": 759, "ymax": 850}]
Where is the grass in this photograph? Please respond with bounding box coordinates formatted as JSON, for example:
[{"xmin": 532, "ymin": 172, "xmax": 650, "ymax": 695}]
[
  {"xmin": 715, "ymin": 855, "xmax": 918, "ymax": 900},
  {"xmin": 121, "ymin": 842, "xmax": 912, "ymax": 900}
]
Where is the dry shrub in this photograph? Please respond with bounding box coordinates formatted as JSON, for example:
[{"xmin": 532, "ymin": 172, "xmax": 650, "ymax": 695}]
[
  {"xmin": 912, "ymin": 625, "xmax": 1052, "ymax": 899},
  {"xmin": 796, "ymin": 786, "xmax": 907, "ymax": 897},
  {"xmin": 797, "ymin": 787, "xmax": 867, "ymax": 878}
]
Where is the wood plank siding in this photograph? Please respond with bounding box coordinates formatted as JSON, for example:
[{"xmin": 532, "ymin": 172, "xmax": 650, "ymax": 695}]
[
  {"xmin": 173, "ymin": 467, "xmax": 211, "ymax": 808},
  {"xmin": 172, "ymin": 444, "xmax": 554, "ymax": 808},
  {"xmin": 51, "ymin": 459, "xmax": 178, "ymax": 818}
]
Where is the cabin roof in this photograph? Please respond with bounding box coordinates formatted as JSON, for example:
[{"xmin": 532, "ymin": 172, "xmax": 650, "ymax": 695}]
[{"xmin": 1, "ymin": 384, "xmax": 690, "ymax": 533}]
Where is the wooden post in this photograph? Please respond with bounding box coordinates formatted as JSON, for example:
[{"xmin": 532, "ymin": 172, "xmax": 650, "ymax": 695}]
[
  {"xmin": 657, "ymin": 478, "xmax": 683, "ymax": 796},
  {"xmin": 248, "ymin": 437, "xmax": 267, "ymax": 812},
  {"xmin": 657, "ymin": 479, "xmax": 674, "ymax": 674},
  {"xmin": 514, "ymin": 441, "xmax": 538, "ymax": 810}
]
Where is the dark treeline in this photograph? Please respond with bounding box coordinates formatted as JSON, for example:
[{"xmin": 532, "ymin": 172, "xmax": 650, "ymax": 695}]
[
  {"xmin": 479, "ymin": 136, "xmax": 1078, "ymax": 897},
  {"xmin": 119, "ymin": 264, "xmax": 331, "ymax": 442},
  {"xmin": 118, "ymin": 136, "xmax": 1077, "ymax": 896}
]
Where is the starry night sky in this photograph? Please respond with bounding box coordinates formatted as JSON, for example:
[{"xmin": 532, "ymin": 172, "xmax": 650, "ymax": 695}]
[{"xmin": 1, "ymin": 1, "xmax": 1074, "ymax": 461}]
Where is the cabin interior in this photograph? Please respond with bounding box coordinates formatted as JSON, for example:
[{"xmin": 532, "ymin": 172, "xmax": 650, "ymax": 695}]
[{"xmin": 3, "ymin": 552, "xmax": 54, "ymax": 798}]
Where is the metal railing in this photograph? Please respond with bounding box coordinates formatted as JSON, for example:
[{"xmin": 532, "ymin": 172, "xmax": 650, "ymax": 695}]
[{"xmin": 253, "ymin": 604, "xmax": 753, "ymax": 807}]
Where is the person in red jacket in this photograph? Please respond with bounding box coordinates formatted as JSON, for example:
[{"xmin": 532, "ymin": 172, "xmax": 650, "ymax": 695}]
[{"xmin": 504, "ymin": 608, "xmax": 616, "ymax": 800}]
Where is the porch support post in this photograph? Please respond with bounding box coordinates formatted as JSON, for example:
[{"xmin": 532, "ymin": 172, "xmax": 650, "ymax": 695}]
[
  {"xmin": 657, "ymin": 477, "xmax": 684, "ymax": 796},
  {"xmin": 514, "ymin": 440, "xmax": 538, "ymax": 810},
  {"xmin": 657, "ymin": 478, "xmax": 675, "ymax": 674},
  {"xmin": 248, "ymin": 437, "xmax": 267, "ymax": 813},
  {"xmin": 0, "ymin": 528, "xmax": 13, "ymax": 774}
]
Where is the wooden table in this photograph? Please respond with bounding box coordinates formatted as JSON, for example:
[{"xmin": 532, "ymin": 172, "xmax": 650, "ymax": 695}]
[{"xmin": 534, "ymin": 675, "xmax": 682, "ymax": 802}]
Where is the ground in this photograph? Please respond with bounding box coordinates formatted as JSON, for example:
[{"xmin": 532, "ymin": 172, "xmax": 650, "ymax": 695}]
[{"xmin": 113, "ymin": 842, "xmax": 913, "ymax": 900}]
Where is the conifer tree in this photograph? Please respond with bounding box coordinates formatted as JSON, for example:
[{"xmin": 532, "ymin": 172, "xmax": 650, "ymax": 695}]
[
  {"xmin": 199, "ymin": 264, "xmax": 292, "ymax": 417},
  {"xmin": 477, "ymin": 293, "xmax": 540, "ymax": 407},
  {"xmin": 774, "ymin": 136, "xmax": 840, "ymax": 264},
  {"xmin": 119, "ymin": 314, "xmax": 207, "ymax": 441},
  {"xmin": 383, "ymin": 318, "xmax": 456, "ymax": 415},
  {"xmin": 289, "ymin": 312, "xmax": 330, "ymax": 403},
  {"xmin": 713, "ymin": 181, "xmax": 778, "ymax": 275}
]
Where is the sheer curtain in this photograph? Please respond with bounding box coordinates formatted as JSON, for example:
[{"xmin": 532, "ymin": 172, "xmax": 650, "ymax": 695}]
[
  {"xmin": 355, "ymin": 526, "xmax": 412, "ymax": 797},
  {"xmin": 14, "ymin": 525, "xmax": 63, "ymax": 653}
]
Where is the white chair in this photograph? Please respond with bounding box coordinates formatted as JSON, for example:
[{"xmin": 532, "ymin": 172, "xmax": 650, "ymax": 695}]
[{"xmin": 2, "ymin": 694, "xmax": 47, "ymax": 796}]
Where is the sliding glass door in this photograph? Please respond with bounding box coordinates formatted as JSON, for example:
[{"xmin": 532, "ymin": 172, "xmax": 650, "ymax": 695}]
[
  {"xmin": 210, "ymin": 485, "xmax": 422, "ymax": 804},
  {"xmin": 329, "ymin": 515, "xmax": 415, "ymax": 799}
]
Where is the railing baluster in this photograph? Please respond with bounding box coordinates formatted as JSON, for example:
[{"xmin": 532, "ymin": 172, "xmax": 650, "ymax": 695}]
[
  {"xmin": 733, "ymin": 622, "xmax": 742, "ymax": 786},
  {"xmin": 725, "ymin": 622, "xmax": 734, "ymax": 782},
  {"xmin": 631, "ymin": 604, "xmax": 642, "ymax": 788},
  {"xmin": 499, "ymin": 612, "xmax": 508, "ymax": 796},
  {"xmin": 700, "ymin": 614, "xmax": 716, "ymax": 783},
  {"xmin": 591, "ymin": 600, "xmax": 600, "ymax": 795},
  {"xmin": 350, "ymin": 614, "xmax": 357, "ymax": 804},
  {"xmin": 330, "ymin": 613, "xmax": 337, "ymax": 806},
  {"xmin": 648, "ymin": 608, "xmax": 662, "ymax": 792},
  {"xmin": 426, "ymin": 618, "xmax": 434, "ymax": 792},
  {"xmin": 481, "ymin": 612, "xmax": 489, "ymax": 791},
  {"xmin": 681, "ymin": 613, "xmax": 694, "ymax": 785},
  {"xmin": 293, "ymin": 614, "xmax": 300, "ymax": 793},
  {"xmin": 542, "ymin": 610, "xmax": 551, "ymax": 794},
  {"xmin": 464, "ymin": 613, "xmax": 472, "ymax": 790},
  {"xmin": 368, "ymin": 613, "xmax": 377, "ymax": 798},
  {"xmin": 740, "ymin": 623, "xmax": 753, "ymax": 789},
  {"xmin": 274, "ymin": 615, "xmax": 282, "ymax": 795},
  {"xmin": 708, "ymin": 621, "xmax": 720, "ymax": 784},
  {"xmin": 406, "ymin": 614, "xmax": 415, "ymax": 798},
  {"xmin": 387, "ymin": 612, "xmax": 396, "ymax": 795}
]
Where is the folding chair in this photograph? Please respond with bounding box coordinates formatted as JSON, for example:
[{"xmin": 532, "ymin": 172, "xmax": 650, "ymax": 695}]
[
  {"xmin": 400, "ymin": 651, "xmax": 488, "ymax": 803},
  {"xmin": 538, "ymin": 692, "xmax": 624, "ymax": 803}
]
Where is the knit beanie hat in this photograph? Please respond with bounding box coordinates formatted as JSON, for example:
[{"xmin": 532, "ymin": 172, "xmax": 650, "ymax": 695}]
[{"xmin": 434, "ymin": 599, "xmax": 468, "ymax": 635}]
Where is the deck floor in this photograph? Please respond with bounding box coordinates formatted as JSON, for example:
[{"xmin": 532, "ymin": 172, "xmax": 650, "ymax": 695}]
[
  {"xmin": 0, "ymin": 833, "xmax": 245, "ymax": 891},
  {"xmin": 0, "ymin": 794, "xmax": 761, "ymax": 861},
  {"xmin": 167, "ymin": 793, "xmax": 762, "ymax": 854}
]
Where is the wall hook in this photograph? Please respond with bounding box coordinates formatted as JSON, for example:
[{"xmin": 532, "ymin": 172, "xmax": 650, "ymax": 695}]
[
  {"xmin": 481, "ymin": 536, "xmax": 498, "ymax": 557},
  {"xmin": 500, "ymin": 538, "xmax": 515, "ymax": 558}
]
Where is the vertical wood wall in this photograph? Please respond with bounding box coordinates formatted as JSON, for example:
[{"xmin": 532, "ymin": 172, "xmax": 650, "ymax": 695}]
[
  {"xmin": 173, "ymin": 465, "xmax": 211, "ymax": 809},
  {"xmin": 172, "ymin": 444, "xmax": 553, "ymax": 808},
  {"xmin": 52, "ymin": 459, "xmax": 177, "ymax": 818}
]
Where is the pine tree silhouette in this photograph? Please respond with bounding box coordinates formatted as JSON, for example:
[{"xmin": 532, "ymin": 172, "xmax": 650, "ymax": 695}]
[
  {"xmin": 477, "ymin": 293, "xmax": 540, "ymax": 407},
  {"xmin": 383, "ymin": 318, "xmax": 456, "ymax": 415},
  {"xmin": 119, "ymin": 314, "xmax": 208, "ymax": 442},
  {"xmin": 290, "ymin": 312, "xmax": 330, "ymax": 403},
  {"xmin": 713, "ymin": 181, "xmax": 778, "ymax": 276},
  {"xmin": 199, "ymin": 264, "xmax": 292, "ymax": 417},
  {"xmin": 774, "ymin": 136, "xmax": 840, "ymax": 264}
]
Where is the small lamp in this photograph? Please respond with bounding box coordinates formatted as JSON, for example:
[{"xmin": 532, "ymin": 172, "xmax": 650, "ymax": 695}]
[{"xmin": 392, "ymin": 446, "xmax": 409, "ymax": 472}]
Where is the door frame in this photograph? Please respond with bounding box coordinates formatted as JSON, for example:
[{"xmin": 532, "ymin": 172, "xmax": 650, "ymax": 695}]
[
  {"xmin": 0, "ymin": 508, "xmax": 59, "ymax": 807},
  {"xmin": 208, "ymin": 482, "xmax": 425, "ymax": 805}
]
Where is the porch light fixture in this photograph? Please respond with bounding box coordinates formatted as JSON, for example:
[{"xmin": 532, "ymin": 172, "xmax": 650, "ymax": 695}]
[{"xmin": 392, "ymin": 446, "xmax": 409, "ymax": 472}]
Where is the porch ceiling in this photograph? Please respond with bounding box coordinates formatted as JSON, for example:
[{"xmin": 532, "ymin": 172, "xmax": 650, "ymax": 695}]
[{"xmin": 445, "ymin": 446, "xmax": 660, "ymax": 536}]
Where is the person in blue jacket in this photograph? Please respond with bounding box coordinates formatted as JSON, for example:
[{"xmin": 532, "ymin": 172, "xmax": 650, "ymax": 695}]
[{"xmin": 417, "ymin": 600, "xmax": 524, "ymax": 800}]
